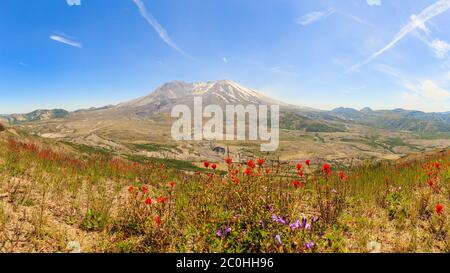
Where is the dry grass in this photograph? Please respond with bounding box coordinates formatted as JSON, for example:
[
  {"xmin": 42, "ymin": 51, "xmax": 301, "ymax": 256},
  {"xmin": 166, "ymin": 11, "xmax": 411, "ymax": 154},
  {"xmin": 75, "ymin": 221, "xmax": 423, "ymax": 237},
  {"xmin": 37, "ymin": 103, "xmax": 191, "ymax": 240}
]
[{"xmin": 0, "ymin": 130, "xmax": 449, "ymax": 253}]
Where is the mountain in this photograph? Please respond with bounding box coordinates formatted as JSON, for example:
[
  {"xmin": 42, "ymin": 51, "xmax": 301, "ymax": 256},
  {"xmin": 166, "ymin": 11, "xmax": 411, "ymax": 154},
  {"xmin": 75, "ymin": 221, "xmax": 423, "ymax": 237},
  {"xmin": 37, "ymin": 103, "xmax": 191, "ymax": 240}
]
[
  {"xmin": 3, "ymin": 80, "xmax": 450, "ymax": 133},
  {"xmin": 109, "ymin": 80, "xmax": 300, "ymax": 117},
  {"xmin": 328, "ymin": 107, "xmax": 450, "ymax": 132},
  {"xmin": 3, "ymin": 109, "xmax": 69, "ymax": 124}
]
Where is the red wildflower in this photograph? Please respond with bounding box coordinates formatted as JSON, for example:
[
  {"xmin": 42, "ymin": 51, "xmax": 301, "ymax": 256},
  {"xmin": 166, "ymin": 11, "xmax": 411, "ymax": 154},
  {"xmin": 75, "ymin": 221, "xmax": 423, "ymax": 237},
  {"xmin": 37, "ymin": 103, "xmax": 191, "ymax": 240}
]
[
  {"xmin": 211, "ymin": 163, "xmax": 217, "ymax": 170},
  {"xmin": 141, "ymin": 186, "xmax": 148, "ymax": 194},
  {"xmin": 265, "ymin": 168, "xmax": 270, "ymax": 174},
  {"xmin": 296, "ymin": 163, "xmax": 303, "ymax": 170},
  {"xmin": 427, "ymin": 179, "xmax": 434, "ymax": 187},
  {"xmin": 257, "ymin": 158, "xmax": 264, "ymax": 166},
  {"xmin": 245, "ymin": 168, "xmax": 253, "ymax": 176},
  {"xmin": 339, "ymin": 171, "xmax": 349, "ymax": 180},
  {"xmin": 322, "ymin": 163, "xmax": 331, "ymax": 175},
  {"xmin": 293, "ymin": 180, "xmax": 300, "ymax": 188},
  {"xmin": 170, "ymin": 181, "xmax": 175, "ymax": 189},
  {"xmin": 204, "ymin": 161, "xmax": 210, "ymax": 168},
  {"xmin": 298, "ymin": 171, "xmax": 304, "ymax": 177},
  {"xmin": 435, "ymin": 204, "xmax": 443, "ymax": 215},
  {"xmin": 145, "ymin": 197, "xmax": 152, "ymax": 205},
  {"xmin": 128, "ymin": 185, "xmax": 134, "ymax": 193},
  {"xmin": 248, "ymin": 160, "xmax": 255, "ymax": 169},
  {"xmin": 155, "ymin": 215, "xmax": 161, "ymax": 225},
  {"xmin": 233, "ymin": 177, "xmax": 240, "ymax": 184},
  {"xmin": 225, "ymin": 157, "xmax": 232, "ymax": 164},
  {"xmin": 157, "ymin": 196, "xmax": 167, "ymax": 204},
  {"xmin": 305, "ymin": 159, "xmax": 311, "ymax": 166}
]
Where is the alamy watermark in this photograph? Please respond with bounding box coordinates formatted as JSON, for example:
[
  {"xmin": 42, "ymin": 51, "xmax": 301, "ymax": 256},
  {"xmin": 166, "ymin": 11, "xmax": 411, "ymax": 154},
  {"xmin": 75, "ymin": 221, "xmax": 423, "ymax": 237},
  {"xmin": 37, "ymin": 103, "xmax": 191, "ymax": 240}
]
[{"xmin": 171, "ymin": 97, "xmax": 279, "ymax": 151}]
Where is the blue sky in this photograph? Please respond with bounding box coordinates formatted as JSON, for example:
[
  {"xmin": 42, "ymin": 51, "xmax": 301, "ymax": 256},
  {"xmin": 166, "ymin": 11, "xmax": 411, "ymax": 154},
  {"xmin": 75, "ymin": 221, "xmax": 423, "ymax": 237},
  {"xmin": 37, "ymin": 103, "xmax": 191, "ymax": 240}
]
[{"xmin": 1, "ymin": 0, "xmax": 450, "ymax": 114}]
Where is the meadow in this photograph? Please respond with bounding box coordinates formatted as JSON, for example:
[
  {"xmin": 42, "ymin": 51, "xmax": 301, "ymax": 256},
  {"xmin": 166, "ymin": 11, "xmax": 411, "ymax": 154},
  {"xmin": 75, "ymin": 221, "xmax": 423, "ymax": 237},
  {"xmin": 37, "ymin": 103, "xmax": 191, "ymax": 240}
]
[{"xmin": 0, "ymin": 130, "xmax": 449, "ymax": 253}]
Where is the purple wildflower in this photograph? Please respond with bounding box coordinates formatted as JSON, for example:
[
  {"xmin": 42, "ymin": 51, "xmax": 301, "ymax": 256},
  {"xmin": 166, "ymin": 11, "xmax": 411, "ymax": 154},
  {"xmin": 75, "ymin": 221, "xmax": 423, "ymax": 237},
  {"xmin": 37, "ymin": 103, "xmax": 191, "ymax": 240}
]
[
  {"xmin": 216, "ymin": 229, "xmax": 223, "ymax": 237},
  {"xmin": 278, "ymin": 216, "xmax": 287, "ymax": 225},
  {"xmin": 271, "ymin": 214, "xmax": 278, "ymax": 222},
  {"xmin": 289, "ymin": 220, "xmax": 301, "ymax": 230},
  {"xmin": 225, "ymin": 227, "xmax": 231, "ymax": 235},
  {"xmin": 332, "ymin": 189, "xmax": 337, "ymax": 193},
  {"xmin": 275, "ymin": 235, "xmax": 282, "ymax": 245},
  {"xmin": 305, "ymin": 223, "xmax": 311, "ymax": 231},
  {"xmin": 302, "ymin": 215, "xmax": 307, "ymax": 227},
  {"xmin": 305, "ymin": 241, "xmax": 315, "ymax": 250}
]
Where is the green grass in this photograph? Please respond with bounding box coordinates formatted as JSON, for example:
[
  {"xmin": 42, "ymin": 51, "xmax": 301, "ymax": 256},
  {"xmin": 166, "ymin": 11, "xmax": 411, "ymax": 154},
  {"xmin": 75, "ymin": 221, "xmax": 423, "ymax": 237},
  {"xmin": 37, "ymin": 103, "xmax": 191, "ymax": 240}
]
[
  {"xmin": 126, "ymin": 154, "xmax": 205, "ymax": 172},
  {"xmin": 63, "ymin": 141, "xmax": 115, "ymax": 157},
  {"xmin": 131, "ymin": 143, "xmax": 182, "ymax": 154}
]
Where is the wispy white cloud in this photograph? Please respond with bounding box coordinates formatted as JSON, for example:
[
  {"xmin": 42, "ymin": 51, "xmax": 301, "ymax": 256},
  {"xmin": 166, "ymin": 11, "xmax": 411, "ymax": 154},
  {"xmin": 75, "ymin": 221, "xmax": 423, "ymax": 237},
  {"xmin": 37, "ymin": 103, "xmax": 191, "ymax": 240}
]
[
  {"xmin": 66, "ymin": 0, "xmax": 81, "ymax": 6},
  {"xmin": 337, "ymin": 11, "xmax": 374, "ymax": 27},
  {"xmin": 431, "ymin": 39, "xmax": 450, "ymax": 58},
  {"xmin": 367, "ymin": 0, "xmax": 381, "ymax": 6},
  {"xmin": 375, "ymin": 63, "xmax": 450, "ymax": 102},
  {"xmin": 49, "ymin": 35, "xmax": 82, "ymax": 48},
  {"xmin": 296, "ymin": 9, "xmax": 336, "ymax": 26},
  {"xmin": 409, "ymin": 80, "xmax": 450, "ymax": 100},
  {"xmin": 222, "ymin": 57, "xmax": 228, "ymax": 63},
  {"xmin": 132, "ymin": 0, "xmax": 190, "ymax": 58},
  {"xmin": 297, "ymin": 9, "xmax": 373, "ymax": 27},
  {"xmin": 349, "ymin": 0, "xmax": 450, "ymax": 71},
  {"xmin": 414, "ymin": 31, "xmax": 450, "ymax": 58}
]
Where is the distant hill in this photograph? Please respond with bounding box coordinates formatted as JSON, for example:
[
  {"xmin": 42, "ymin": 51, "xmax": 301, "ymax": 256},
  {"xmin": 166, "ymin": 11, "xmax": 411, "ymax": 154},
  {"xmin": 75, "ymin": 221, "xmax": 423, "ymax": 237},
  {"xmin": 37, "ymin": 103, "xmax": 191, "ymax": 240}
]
[
  {"xmin": 4, "ymin": 109, "xmax": 69, "ymax": 124},
  {"xmin": 329, "ymin": 107, "xmax": 450, "ymax": 132}
]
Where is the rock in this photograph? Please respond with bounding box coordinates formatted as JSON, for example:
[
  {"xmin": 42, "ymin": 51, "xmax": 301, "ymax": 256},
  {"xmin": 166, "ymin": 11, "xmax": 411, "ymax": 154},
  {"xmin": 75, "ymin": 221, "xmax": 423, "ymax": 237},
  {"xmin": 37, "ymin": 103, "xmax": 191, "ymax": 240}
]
[
  {"xmin": 366, "ymin": 241, "xmax": 382, "ymax": 253},
  {"xmin": 212, "ymin": 147, "xmax": 226, "ymax": 154},
  {"xmin": 66, "ymin": 241, "xmax": 81, "ymax": 253}
]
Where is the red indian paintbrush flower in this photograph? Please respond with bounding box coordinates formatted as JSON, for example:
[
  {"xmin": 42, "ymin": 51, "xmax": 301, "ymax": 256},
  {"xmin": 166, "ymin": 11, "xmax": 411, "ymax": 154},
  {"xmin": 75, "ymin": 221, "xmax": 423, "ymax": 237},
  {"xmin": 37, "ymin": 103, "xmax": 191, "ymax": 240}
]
[
  {"xmin": 141, "ymin": 186, "xmax": 148, "ymax": 194},
  {"xmin": 248, "ymin": 160, "xmax": 255, "ymax": 169},
  {"xmin": 305, "ymin": 159, "xmax": 311, "ymax": 166},
  {"xmin": 225, "ymin": 157, "xmax": 232, "ymax": 164},
  {"xmin": 293, "ymin": 180, "xmax": 300, "ymax": 188},
  {"xmin": 211, "ymin": 163, "xmax": 217, "ymax": 170},
  {"xmin": 298, "ymin": 171, "xmax": 304, "ymax": 177},
  {"xmin": 427, "ymin": 179, "xmax": 434, "ymax": 187},
  {"xmin": 257, "ymin": 158, "xmax": 264, "ymax": 166},
  {"xmin": 435, "ymin": 204, "xmax": 443, "ymax": 215},
  {"xmin": 155, "ymin": 215, "xmax": 161, "ymax": 225},
  {"xmin": 128, "ymin": 185, "xmax": 134, "ymax": 193},
  {"xmin": 322, "ymin": 163, "xmax": 331, "ymax": 175},
  {"xmin": 265, "ymin": 168, "xmax": 270, "ymax": 174},
  {"xmin": 245, "ymin": 168, "xmax": 253, "ymax": 175},
  {"xmin": 296, "ymin": 163, "xmax": 303, "ymax": 170},
  {"xmin": 170, "ymin": 181, "xmax": 175, "ymax": 189},
  {"xmin": 204, "ymin": 161, "xmax": 210, "ymax": 168},
  {"xmin": 157, "ymin": 196, "xmax": 167, "ymax": 204},
  {"xmin": 145, "ymin": 197, "xmax": 152, "ymax": 205}
]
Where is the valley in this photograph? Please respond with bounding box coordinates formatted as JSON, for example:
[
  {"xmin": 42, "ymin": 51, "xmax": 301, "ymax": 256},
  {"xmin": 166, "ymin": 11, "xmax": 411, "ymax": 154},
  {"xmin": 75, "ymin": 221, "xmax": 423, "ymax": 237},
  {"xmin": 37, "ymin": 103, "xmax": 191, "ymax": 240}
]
[{"xmin": 2, "ymin": 80, "xmax": 449, "ymax": 169}]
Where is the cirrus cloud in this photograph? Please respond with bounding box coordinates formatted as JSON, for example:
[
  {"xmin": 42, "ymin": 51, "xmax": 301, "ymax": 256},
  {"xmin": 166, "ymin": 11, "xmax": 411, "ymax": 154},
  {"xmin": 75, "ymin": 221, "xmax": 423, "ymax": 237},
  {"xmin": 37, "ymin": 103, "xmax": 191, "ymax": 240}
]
[
  {"xmin": 50, "ymin": 35, "xmax": 82, "ymax": 48},
  {"xmin": 367, "ymin": 0, "xmax": 381, "ymax": 6},
  {"xmin": 66, "ymin": 0, "xmax": 81, "ymax": 6}
]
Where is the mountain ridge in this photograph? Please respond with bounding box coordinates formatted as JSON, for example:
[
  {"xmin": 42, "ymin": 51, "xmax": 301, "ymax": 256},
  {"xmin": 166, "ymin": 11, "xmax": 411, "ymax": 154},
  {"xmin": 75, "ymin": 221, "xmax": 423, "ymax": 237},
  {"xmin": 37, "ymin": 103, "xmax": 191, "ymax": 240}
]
[{"xmin": 2, "ymin": 79, "xmax": 450, "ymax": 133}]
